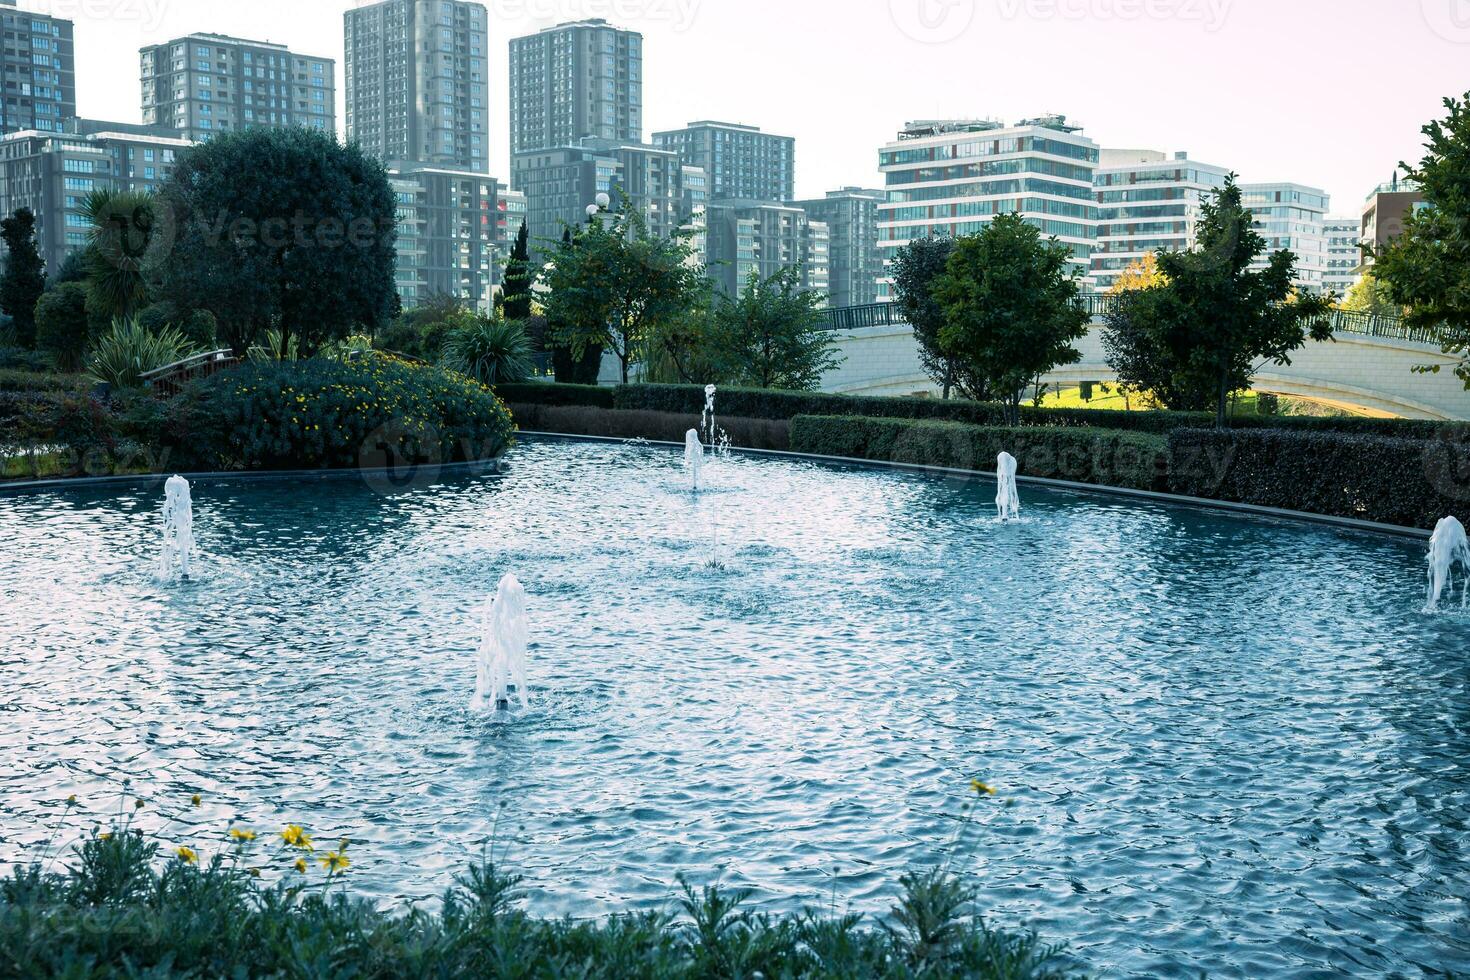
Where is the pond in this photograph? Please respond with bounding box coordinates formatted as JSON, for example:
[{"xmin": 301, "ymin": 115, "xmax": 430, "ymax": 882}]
[{"xmin": 1, "ymin": 439, "xmax": 1467, "ymax": 977}]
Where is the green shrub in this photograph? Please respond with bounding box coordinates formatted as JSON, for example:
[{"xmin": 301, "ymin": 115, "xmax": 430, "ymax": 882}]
[
  {"xmin": 0, "ymin": 390, "xmax": 120, "ymax": 476},
  {"xmin": 791, "ymin": 415, "xmax": 1168, "ymax": 491},
  {"xmin": 442, "ymin": 316, "xmax": 534, "ymax": 385},
  {"xmin": 1168, "ymin": 428, "xmax": 1470, "ymax": 529},
  {"xmin": 163, "ymin": 355, "xmax": 515, "ymax": 472},
  {"xmin": 138, "ymin": 302, "xmax": 219, "ymax": 351},
  {"xmin": 34, "ymin": 282, "xmax": 94, "ymax": 371},
  {"xmin": 0, "ymin": 368, "xmax": 91, "ymax": 393},
  {"xmin": 0, "ymin": 345, "xmax": 51, "ymax": 372},
  {"xmin": 496, "ymin": 381, "xmax": 615, "ymax": 408},
  {"xmin": 87, "ymin": 319, "xmax": 195, "ymax": 389},
  {"xmin": 0, "ymin": 833, "xmax": 1076, "ymax": 979}
]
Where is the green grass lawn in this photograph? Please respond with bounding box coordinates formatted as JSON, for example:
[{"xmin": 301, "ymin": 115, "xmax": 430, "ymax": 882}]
[{"xmin": 1038, "ymin": 384, "xmax": 1357, "ymax": 418}]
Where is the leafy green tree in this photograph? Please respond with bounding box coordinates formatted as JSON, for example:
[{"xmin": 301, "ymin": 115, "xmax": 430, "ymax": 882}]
[
  {"xmin": 501, "ymin": 221, "xmax": 533, "ymax": 322},
  {"xmin": 1, "ymin": 208, "xmax": 46, "ymax": 348},
  {"xmin": 1340, "ymin": 272, "xmax": 1401, "ymax": 317},
  {"xmin": 541, "ymin": 206, "xmax": 707, "ymax": 384},
  {"xmin": 933, "ymin": 213, "xmax": 1091, "ymax": 425},
  {"xmin": 154, "ymin": 127, "xmax": 398, "ymax": 355},
  {"xmin": 1129, "ymin": 176, "xmax": 1333, "ymax": 426},
  {"xmin": 890, "ymin": 237, "xmax": 962, "ymax": 398},
  {"xmin": 52, "ymin": 248, "xmax": 90, "ymax": 286},
  {"xmin": 138, "ymin": 301, "xmax": 218, "ymax": 351},
  {"xmin": 643, "ymin": 290, "xmax": 720, "ymax": 384},
  {"xmin": 80, "ymin": 188, "xmax": 161, "ymax": 323},
  {"xmin": 1373, "ymin": 91, "xmax": 1470, "ymax": 383},
  {"xmin": 708, "ymin": 267, "xmax": 842, "ymax": 390},
  {"xmin": 34, "ymin": 281, "xmax": 93, "ymax": 371},
  {"xmin": 1100, "ymin": 286, "xmax": 1214, "ymax": 411}
]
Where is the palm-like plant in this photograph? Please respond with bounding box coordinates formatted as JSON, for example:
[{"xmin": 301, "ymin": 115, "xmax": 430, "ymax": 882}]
[
  {"xmin": 442, "ymin": 316, "xmax": 534, "ymax": 385},
  {"xmin": 87, "ymin": 318, "xmax": 194, "ymax": 389},
  {"xmin": 80, "ymin": 189, "xmax": 162, "ymax": 322}
]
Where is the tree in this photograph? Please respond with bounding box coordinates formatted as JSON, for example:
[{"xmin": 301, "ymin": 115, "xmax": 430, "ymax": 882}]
[
  {"xmin": 1107, "ymin": 252, "xmax": 1167, "ymax": 294},
  {"xmin": 1, "ymin": 208, "xmax": 46, "ymax": 348},
  {"xmin": 890, "ymin": 237, "xmax": 961, "ymax": 398},
  {"xmin": 1105, "ymin": 176, "xmax": 1333, "ymax": 426},
  {"xmin": 643, "ymin": 290, "xmax": 721, "ymax": 384},
  {"xmin": 933, "ymin": 213, "xmax": 1091, "ymax": 425},
  {"xmin": 1340, "ymin": 273, "xmax": 1401, "ymax": 317},
  {"xmin": 541, "ymin": 205, "xmax": 707, "ymax": 384},
  {"xmin": 80, "ymin": 188, "xmax": 161, "ymax": 323},
  {"xmin": 34, "ymin": 281, "xmax": 92, "ymax": 371},
  {"xmin": 1100, "ymin": 286, "xmax": 1214, "ymax": 411},
  {"xmin": 154, "ymin": 127, "xmax": 398, "ymax": 355},
  {"xmin": 708, "ymin": 267, "xmax": 843, "ymax": 390},
  {"xmin": 501, "ymin": 221, "xmax": 533, "ymax": 322},
  {"xmin": 1373, "ymin": 91, "xmax": 1470, "ymax": 383}
]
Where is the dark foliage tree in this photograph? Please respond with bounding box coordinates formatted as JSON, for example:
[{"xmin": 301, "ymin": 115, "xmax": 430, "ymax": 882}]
[
  {"xmin": 1, "ymin": 208, "xmax": 46, "ymax": 348},
  {"xmin": 34, "ymin": 281, "xmax": 92, "ymax": 371},
  {"xmin": 933, "ymin": 213, "xmax": 1091, "ymax": 425},
  {"xmin": 501, "ymin": 221, "xmax": 533, "ymax": 323},
  {"xmin": 80, "ymin": 188, "xmax": 161, "ymax": 323},
  {"xmin": 1373, "ymin": 91, "xmax": 1470, "ymax": 384},
  {"xmin": 890, "ymin": 237, "xmax": 966, "ymax": 398},
  {"xmin": 708, "ymin": 267, "xmax": 842, "ymax": 390},
  {"xmin": 153, "ymin": 127, "xmax": 398, "ymax": 355}
]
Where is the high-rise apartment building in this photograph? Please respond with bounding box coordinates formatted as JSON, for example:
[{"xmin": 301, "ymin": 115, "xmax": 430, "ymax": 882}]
[
  {"xmin": 511, "ymin": 138, "xmax": 691, "ymax": 254},
  {"xmin": 1323, "ymin": 216, "xmax": 1361, "ymax": 298},
  {"xmin": 509, "ymin": 19, "xmax": 641, "ymax": 156},
  {"xmin": 345, "ymin": 0, "xmax": 490, "ymax": 172},
  {"xmin": 652, "ymin": 121, "xmax": 795, "ymax": 203},
  {"xmin": 704, "ymin": 200, "xmax": 829, "ymax": 300},
  {"xmin": 140, "ymin": 33, "xmax": 335, "ymax": 141},
  {"xmin": 789, "ymin": 187, "xmax": 884, "ymax": 308},
  {"xmin": 876, "ymin": 116, "xmax": 1099, "ymax": 297},
  {"xmin": 1241, "ymin": 182, "xmax": 1330, "ymax": 292},
  {"xmin": 1358, "ymin": 175, "xmax": 1425, "ymax": 276},
  {"xmin": 389, "ymin": 164, "xmax": 516, "ymax": 311},
  {"xmin": 1091, "ymin": 149, "xmax": 1230, "ymax": 292},
  {"xmin": 0, "ymin": 0, "xmax": 75, "ymax": 135},
  {"xmin": 0, "ymin": 122, "xmax": 191, "ymax": 273}
]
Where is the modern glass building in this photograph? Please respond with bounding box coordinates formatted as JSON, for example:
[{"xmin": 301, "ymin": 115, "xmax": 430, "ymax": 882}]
[
  {"xmin": 1323, "ymin": 216, "xmax": 1361, "ymax": 298},
  {"xmin": 509, "ymin": 19, "xmax": 642, "ymax": 156},
  {"xmin": 876, "ymin": 116, "xmax": 1099, "ymax": 297},
  {"xmin": 140, "ymin": 33, "xmax": 335, "ymax": 141},
  {"xmin": 345, "ymin": 0, "xmax": 490, "ymax": 173},
  {"xmin": 1091, "ymin": 149, "xmax": 1230, "ymax": 292},
  {"xmin": 0, "ymin": 0, "xmax": 75, "ymax": 136},
  {"xmin": 652, "ymin": 121, "xmax": 795, "ymax": 204},
  {"xmin": 789, "ymin": 187, "xmax": 884, "ymax": 308},
  {"xmin": 1240, "ymin": 182, "xmax": 1330, "ymax": 293}
]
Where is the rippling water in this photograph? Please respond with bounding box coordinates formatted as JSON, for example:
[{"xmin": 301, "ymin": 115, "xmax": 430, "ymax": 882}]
[{"xmin": 2, "ymin": 440, "xmax": 1468, "ymax": 977}]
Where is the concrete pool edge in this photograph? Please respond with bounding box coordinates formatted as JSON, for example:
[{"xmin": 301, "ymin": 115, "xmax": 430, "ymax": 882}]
[{"xmin": 519, "ymin": 430, "xmax": 1434, "ymax": 542}]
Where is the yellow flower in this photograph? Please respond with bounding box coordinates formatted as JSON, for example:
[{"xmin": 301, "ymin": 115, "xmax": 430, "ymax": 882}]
[
  {"xmin": 970, "ymin": 779, "xmax": 997, "ymax": 797},
  {"xmin": 249, "ymin": 868, "xmax": 262, "ymax": 878},
  {"xmin": 293, "ymin": 858, "xmax": 308, "ymax": 874},
  {"xmin": 66, "ymin": 794, "xmax": 76, "ymax": 805},
  {"xmin": 281, "ymin": 825, "xmax": 313, "ymax": 850},
  {"xmin": 191, "ymin": 794, "xmax": 202, "ymax": 807},
  {"xmin": 229, "ymin": 828, "xmax": 257, "ymax": 842},
  {"xmin": 320, "ymin": 851, "xmax": 350, "ymax": 873},
  {"xmin": 175, "ymin": 846, "xmax": 198, "ymax": 864},
  {"xmin": 99, "ymin": 832, "xmax": 113, "ymax": 841}
]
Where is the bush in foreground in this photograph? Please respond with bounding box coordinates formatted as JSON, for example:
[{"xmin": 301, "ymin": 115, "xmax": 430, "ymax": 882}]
[
  {"xmin": 0, "ymin": 832, "xmax": 1077, "ymax": 979},
  {"xmin": 1168, "ymin": 428, "xmax": 1470, "ymax": 529},
  {"xmin": 163, "ymin": 355, "xmax": 515, "ymax": 472},
  {"xmin": 791, "ymin": 415, "xmax": 1168, "ymax": 491}
]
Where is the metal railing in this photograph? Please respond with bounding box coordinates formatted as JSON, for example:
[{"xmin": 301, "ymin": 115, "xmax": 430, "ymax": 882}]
[
  {"xmin": 819, "ymin": 296, "xmax": 1443, "ymax": 347},
  {"xmin": 141, "ymin": 349, "xmax": 238, "ymax": 398}
]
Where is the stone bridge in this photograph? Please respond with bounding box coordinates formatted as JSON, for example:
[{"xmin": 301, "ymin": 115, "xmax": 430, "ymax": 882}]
[{"xmin": 816, "ymin": 302, "xmax": 1470, "ymax": 421}]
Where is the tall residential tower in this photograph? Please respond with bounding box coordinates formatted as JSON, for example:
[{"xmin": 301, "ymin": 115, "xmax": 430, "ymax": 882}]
[
  {"xmin": 345, "ymin": 0, "xmax": 490, "ymax": 171},
  {"xmin": 0, "ymin": 0, "xmax": 75, "ymax": 135},
  {"xmin": 508, "ymin": 19, "xmax": 642, "ymax": 156},
  {"xmin": 652, "ymin": 121, "xmax": 795, "ymax": 203},
  {"xmin": 140, "ymin": 33, "xmax": 335, "ymax": 141}
]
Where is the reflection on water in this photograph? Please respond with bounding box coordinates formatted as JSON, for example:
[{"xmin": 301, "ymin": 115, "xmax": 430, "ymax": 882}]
[{"xmin": 1, "ymin": 441, "xmax": 1467, "ymax": 977}]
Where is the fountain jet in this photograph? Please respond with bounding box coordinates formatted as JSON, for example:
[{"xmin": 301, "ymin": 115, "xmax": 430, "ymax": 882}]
[
  {"xmin": 472, "ymin": 574, "xmax": 530, "ymax": 712},
  {"xmin": 702, "ymin": 385, "xmax": 718, "ymax": 448},
  {"xmin": 996, "ymin": 452, "xmax": 1021, "ymax": 522},
  {"xmin": 1426, "ymin": 516, "xmax": 1470, "ymax": 611},
  {"xmin": 157, "ymin": 475, "xmax": 195, "ymax": 580},
  {"xmin": 684, "ymin": 429, "xmax": 704, "ymax": 491}
]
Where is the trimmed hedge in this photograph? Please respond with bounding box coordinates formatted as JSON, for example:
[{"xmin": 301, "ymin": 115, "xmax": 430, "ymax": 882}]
[
  {"xmin": 791, "ymin": 415, "xmax": 1168, "ymax": 491},
  {"xmin": 506, "ymin": 402, "xmax": 790, "ymax": 450},
  {"xmin": 511, "ymin": 382, "xmax": 1468, "ymax": 440},
  {"xmin": 163, "ymin": 357, "xmax": 515, "ymax": 472},
  {"xmin": 1168, "ymin": 428, "xmax": 1470, "ymax": 529},
  {"xmin": 494, "ymin": 381, "xmax": 615, "ymax": 409}
]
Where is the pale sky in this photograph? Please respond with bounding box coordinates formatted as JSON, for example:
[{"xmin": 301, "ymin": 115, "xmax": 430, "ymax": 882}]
[{"xmin": 47, "ymin": 0, "xmax": 1470, "ymax": 215}]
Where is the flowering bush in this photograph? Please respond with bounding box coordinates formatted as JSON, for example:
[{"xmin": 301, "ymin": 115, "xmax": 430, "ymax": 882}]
[{"xmin": 163, "ymin": 355, "xmax": 515, "ymax": 472}]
